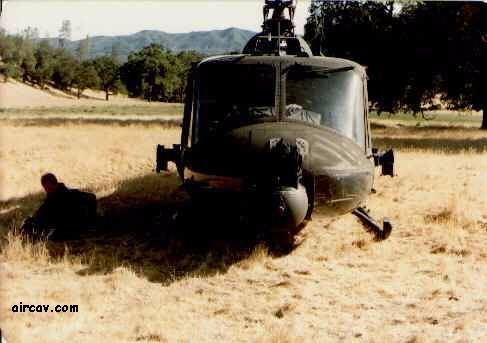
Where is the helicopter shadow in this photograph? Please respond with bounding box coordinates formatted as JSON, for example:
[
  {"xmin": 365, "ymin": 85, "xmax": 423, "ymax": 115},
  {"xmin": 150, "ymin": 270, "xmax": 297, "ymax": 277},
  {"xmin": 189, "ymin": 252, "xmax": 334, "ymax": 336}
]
[
  {"xmin": 30, "ymin": 173, "xmax": 273, "ymax": 284},
  {"xmin": 73, "ymin": 173, "xmax": 277, "ymax": 284}
]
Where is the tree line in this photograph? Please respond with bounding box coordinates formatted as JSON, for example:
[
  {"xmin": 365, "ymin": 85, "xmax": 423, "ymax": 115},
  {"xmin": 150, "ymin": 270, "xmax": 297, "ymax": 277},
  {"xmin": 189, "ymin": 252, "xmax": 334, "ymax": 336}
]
[
  {"xmin": 1, "ymin": 5, "xmax": 484, "ymax": 128},
  {"xmin": 0, "ymin": 27, "xmax": 203, "ymax": 102},
  {"xmin": 305, "ymin": 1, "xmax": 487, "ymax": 129}
]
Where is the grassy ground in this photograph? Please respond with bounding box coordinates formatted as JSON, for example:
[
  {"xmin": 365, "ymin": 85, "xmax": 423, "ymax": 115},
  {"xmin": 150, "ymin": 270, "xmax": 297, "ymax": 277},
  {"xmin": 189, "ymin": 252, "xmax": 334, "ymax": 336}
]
[
  {"xmin": 1, "ymin": 114, "xmax": 487, "ymax": 342},
  {"xmin": 372, "ymin": 125, "xmax": 487, "ymax": 153},
  {"xmin": 1, "ymin": 102, "xmax": 183, "ymax": 127},
  {"xmin": 371, "ymin": 111, "xmax": 487, "ymax": 153},
  {"xmin": 370, "ymin": 110, "xmax": 483, "ymax": 128},
  {"xmin": 0, "ymin": 103, "xmax": 184, "ymax": 117}
]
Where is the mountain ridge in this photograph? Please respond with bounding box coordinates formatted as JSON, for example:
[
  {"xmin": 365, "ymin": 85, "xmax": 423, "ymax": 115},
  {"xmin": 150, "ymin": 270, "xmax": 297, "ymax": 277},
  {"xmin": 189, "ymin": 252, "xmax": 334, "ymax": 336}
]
[{"xmin": 48, "ymin": 27, "xmax": 257, "ymax": 60}]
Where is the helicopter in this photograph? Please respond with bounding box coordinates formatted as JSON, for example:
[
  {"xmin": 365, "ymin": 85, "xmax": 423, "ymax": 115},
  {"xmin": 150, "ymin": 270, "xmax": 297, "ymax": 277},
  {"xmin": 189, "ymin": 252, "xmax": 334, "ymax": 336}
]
[{"xmin": 156, "ymin": 0, "xmax": 394, "ymax": 243}]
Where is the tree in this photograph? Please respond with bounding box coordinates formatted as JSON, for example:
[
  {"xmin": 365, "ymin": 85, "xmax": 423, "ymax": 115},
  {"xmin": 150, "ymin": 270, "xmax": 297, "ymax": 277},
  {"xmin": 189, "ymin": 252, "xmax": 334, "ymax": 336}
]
[
  {"xmin": 0, "ymin": 29, "xmax": 15, "ymax": 61},
  {"xmin": 51, "ymin": 49, "xmax": 77, "ymax": 90},
  {"xmin": 59, "ymin": 20, "xmax": 72, "ymax": 49},
  {"xmin": 92, "ymin": 56, "xmax": 120, "ymax": 100},
  {"xmin": 120, "ymin": 45, "xmax": 204, "ymax": 102},
  {"xmin": 422, "ymin": 3, "xmax": 487, "ymax": 129},
  {"xmin": 120, "ymin": 44, "xmax": 165, "ymax": 101},
  {"xmin": 73, "ymin": 61, "xmax": 100, "ymax": 98},
  {"xmin": 0, "ymin": 30, "xmax": 20, "ymax": 81},
  {"xmin": 76, "ymin": 35, "xmax": 90, "ymax": 62},
  {"xmin": 305, "ymin": 1, "xmax": 487, "ymax": 129},
  {"xmin": 173, "ymin": 51, "xmax": 204, "ymax": 102},
  {"xmin": 32, "ymin": 41, "xmax": 54, "ymax": 88},
  {"xmin": 17, "ymin": 28, "xmax": 38, "ymax": 83},
  {"xmin": 20, "ymin": 45, "xmax": 36, "ymax": 83},
  {"xmin": 111, "ymin": 42, "xmax": 122, "ymax": 65},
  {"xmin": 120, "ymin": 44, "xmax": 195, "ymax": 102},
  {"xmin": 22, "ymin": 27, "xmax": 39, "ymax": 41},
  {"xmin": 0, "ymin": 63, "xmax": 21, "ymax": 82}
]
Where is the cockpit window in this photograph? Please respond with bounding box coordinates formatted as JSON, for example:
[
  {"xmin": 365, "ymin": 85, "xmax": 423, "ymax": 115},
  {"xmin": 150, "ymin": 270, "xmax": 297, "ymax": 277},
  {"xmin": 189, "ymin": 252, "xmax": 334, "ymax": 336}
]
[
  {"xmin": 285, "ymin": 67, "xmax": 365, "ymax": 147},
  {"xmin": 195, "ymin": 64, "xmax": 275, "ymax": 143}
]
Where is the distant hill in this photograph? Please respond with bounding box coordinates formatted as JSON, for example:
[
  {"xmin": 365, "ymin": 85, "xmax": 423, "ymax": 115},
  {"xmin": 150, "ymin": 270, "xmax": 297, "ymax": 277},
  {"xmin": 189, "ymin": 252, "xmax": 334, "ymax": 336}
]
[{"xmin": 47, "ymin": 28, "xmax": 256, "ymax": 60}]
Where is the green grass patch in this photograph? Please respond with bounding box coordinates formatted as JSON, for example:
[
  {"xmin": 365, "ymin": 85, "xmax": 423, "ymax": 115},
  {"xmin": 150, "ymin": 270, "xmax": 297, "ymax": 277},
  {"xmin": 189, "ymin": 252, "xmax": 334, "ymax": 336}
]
[
  {"xmin": 0, "ymin": 103, "xmax": 184, "ymax": 116},
  {"xmin": 372, "ymin": 136, "xmax": 487, "ymax": 153},
  {"xmin": 370, "ymin": 110, "xmax": 482, "ymax": 126}
]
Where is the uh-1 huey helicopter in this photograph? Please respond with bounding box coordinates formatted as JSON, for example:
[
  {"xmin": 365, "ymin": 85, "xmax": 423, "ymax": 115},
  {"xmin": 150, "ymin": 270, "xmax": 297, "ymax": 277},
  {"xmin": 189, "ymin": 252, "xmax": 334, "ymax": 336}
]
[{"xmin": 156, "ymin": 0, "xmax": 394, "ymax": 244}]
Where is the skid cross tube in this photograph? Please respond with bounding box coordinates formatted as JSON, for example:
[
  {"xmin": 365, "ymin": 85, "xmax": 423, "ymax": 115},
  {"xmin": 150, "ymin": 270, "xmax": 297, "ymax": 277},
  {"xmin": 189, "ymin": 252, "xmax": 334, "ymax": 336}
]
[{"xmin": 352, "ymin": 207, "xmax": 392, "ymax": 240}]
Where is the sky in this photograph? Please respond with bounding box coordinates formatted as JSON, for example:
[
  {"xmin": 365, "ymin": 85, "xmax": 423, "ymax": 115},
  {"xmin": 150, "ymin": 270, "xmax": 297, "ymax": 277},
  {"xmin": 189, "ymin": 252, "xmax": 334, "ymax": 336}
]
[{"xmin": 0, "ymin": 0, "xmax": 312, "ymax": 40}]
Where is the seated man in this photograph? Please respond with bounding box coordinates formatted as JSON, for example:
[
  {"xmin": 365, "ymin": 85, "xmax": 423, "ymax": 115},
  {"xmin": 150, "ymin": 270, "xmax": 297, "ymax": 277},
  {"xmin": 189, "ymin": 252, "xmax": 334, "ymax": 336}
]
[{"xmin": 21, "ymin": 173, "xmax": 97, "ymax": 240}]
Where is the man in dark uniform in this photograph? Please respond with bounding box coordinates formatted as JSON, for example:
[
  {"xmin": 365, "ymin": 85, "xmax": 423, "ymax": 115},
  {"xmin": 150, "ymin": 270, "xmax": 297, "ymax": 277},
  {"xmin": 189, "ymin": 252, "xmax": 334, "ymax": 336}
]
[{"xmin": 21, "ymin": 173, "xmax": 97, "ymax": 240}]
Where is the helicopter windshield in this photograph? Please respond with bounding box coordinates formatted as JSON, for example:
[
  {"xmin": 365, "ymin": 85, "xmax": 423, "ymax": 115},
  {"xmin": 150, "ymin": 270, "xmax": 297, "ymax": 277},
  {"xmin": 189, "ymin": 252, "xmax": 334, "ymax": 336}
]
[
  {"xmin": 195, "ymin": 64, "xmax": 276, "ymax": 142},
  {"xmin": 285, "ymin": 68, "xmax": 365, "ymax": 147}
]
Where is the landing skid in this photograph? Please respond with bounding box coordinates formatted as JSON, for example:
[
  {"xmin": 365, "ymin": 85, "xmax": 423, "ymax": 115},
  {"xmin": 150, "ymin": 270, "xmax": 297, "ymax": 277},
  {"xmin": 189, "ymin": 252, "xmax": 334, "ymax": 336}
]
[{"xmin": 352, "ymin": 207, "xmax": 392, "ymax": 241}]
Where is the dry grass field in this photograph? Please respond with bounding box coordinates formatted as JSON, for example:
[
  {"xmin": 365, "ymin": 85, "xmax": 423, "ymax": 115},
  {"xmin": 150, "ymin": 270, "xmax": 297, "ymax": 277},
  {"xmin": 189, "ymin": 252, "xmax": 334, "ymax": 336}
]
[{"xmin": 1, "ymin": 107, "xmax": 487, "ymax": 342}]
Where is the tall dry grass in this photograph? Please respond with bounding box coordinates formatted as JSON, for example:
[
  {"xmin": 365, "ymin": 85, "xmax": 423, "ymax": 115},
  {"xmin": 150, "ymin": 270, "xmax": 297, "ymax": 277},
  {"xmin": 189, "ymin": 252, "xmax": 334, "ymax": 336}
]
[
  {"xmin": 372, "ymin": 123, "xmax": 487, "ymax": 153},
  {"xmin": 0, "ymin": 124, "xmax": 180, "ymax": 201},
  {"xmin": 1, "ymin": 122, "xmax": 487, "ymax": 342}
]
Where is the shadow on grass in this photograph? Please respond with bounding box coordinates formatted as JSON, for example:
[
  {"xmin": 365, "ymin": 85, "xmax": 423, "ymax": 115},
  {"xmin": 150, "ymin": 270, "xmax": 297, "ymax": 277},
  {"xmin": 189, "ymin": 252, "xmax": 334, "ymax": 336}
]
[
  {"xmin": 43, "ymin": 87, "xmax": 103, "ymax": 101},
  {"xmin": 372, "ymin": 137, "xmax": 487, "ymax": 153},
  {"xmin": 0, "ymin": 173, "xmax": 275, "ymax": 285}
]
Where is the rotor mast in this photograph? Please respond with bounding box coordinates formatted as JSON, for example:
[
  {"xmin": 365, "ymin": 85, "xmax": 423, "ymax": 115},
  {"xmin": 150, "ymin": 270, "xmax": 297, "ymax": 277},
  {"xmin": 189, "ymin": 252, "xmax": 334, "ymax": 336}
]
[
  {"xmin": 263, "ymin": 0, "xmax": 297, "ymax": 36},
  {"xmin": 242, "ymin": 0, "xmax": 312, "ymax": 57}
]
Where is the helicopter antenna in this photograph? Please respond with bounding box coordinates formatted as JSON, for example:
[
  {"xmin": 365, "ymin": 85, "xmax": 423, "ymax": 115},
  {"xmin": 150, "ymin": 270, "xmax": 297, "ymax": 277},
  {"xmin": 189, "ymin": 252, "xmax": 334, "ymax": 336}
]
[{"xmin": 242, "ymin": 0, "xmax": 313, "ymax": 57}]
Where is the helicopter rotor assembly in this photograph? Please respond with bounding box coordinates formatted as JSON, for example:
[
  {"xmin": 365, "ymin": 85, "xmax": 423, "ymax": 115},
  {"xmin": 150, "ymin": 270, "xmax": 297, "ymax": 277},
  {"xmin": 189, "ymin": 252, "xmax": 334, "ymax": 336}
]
[{"xmin": 243, "ymin": 0, "xmax": 312, "ymax": 57}]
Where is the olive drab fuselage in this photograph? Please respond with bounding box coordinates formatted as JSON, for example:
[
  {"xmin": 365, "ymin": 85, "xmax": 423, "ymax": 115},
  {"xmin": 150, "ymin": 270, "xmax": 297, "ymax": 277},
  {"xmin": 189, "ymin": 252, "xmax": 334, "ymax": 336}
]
[{"xmin": 176, "ymin": 55, "xmax": 375, "ymax": 219}]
